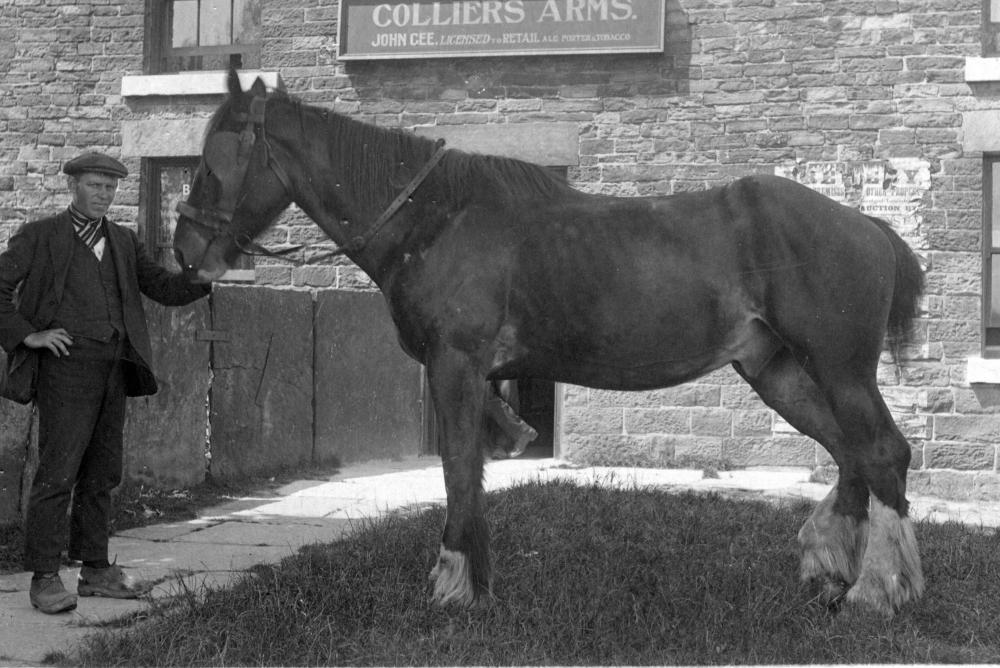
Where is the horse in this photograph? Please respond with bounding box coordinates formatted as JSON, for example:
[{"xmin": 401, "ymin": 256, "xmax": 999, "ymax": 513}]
[{"xmin": 174, "ymin": 70, "xmax": 926, "ymax": 615}]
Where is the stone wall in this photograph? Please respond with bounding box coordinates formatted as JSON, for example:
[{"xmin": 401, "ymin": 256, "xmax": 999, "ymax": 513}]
[{"xmin": 2, "ymin": 0, "xmax": 1000, "ymax": 490}]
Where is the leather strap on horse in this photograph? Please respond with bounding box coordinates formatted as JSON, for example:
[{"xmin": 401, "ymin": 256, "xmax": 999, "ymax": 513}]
[
  {"xmin": 235, "ymin": 137, "xmax": 448, "ymax": 262},
  {"xmin": 337, "ymin": 138, "xmax": 448, "ymax": 256},
  {"xmin": 179, "ymin": 92, "xmax": 446, "ymax": 264},
  {"xmin": 250, "ymin": 97, "xmax": 295, "ymax": 194}
]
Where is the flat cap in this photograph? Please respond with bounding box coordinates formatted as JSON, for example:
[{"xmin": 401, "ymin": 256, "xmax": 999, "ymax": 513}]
[{"xmin": 63, "ymin": 152, "xmax": 128, "ymax": 179}]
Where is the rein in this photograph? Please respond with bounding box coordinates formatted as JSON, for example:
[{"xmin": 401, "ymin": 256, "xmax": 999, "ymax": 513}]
[{"xmin": 177, "ymin": 96, "xmax": 447, "ymax": 264}]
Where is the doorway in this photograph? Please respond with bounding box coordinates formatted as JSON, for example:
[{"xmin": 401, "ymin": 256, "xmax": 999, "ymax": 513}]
[
  {"xmin": 421, "ymin": 378, "xmax": 557, "ymax": 458},
  {"xmin": 514, "ymin": 378, "xmax": 556, "ymax": 458}
]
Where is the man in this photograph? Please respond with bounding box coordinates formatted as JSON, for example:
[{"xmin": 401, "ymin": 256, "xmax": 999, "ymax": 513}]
[{"xmin": 0, "ymin": 152, "xmax": 210, "ymax": 614}]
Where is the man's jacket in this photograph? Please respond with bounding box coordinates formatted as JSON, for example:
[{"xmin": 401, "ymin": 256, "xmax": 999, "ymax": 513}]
[{"xmin": 0, "ymin": 210, "xmax": 210, "ymax": 398}]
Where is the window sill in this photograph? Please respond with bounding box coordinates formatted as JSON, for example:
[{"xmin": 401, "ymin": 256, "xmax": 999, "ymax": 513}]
[
  {"xmin": 967, "ymin": 356, "xmax": 1000, "ymax": 384},
  {"xmin": 965, "ymin": 57, "xmax": 1000, "ymax": 83},
  {"xmin": 218, "ymin": 269, "xmax": 256, "ymax": 283},
  {"xmin": 121, "ymin": 70, "xmax": 283, "ymax": 97}
]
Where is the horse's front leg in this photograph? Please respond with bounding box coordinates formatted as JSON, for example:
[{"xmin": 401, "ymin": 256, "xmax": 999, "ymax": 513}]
[{"xmin": 426, "ymin": 347, "xmax": 491, "ymax": 607}]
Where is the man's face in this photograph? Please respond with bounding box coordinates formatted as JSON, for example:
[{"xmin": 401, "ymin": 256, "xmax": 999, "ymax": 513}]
[{"xmin": 70, "ymin": 172, "xmax": 118, "ymax": 219}]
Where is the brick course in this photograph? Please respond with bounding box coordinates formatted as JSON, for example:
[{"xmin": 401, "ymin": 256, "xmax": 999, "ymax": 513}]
[{"xmin": 1, "ymin": 0, "xmax": 999, "ymax": 487}]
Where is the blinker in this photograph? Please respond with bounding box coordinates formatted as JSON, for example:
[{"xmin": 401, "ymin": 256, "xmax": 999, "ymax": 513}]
[
  {"xmin": 204, "ymin": 132, "xmax": 244, "ymax": 184},
  {"xmin": 177, "ymin": 95, "xmax": 273, "ymax": 238}
]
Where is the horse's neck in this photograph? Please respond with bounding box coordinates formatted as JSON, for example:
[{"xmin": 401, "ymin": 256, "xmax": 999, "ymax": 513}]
[{"xmin": 292, "ymin": 108, "xmax": 419, "ymax": 280}]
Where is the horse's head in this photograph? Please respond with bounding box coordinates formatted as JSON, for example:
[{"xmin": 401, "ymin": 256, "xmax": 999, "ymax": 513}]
[{"xmin": 173, "ymin": 70, "xmax": 294, "ymax": 282}]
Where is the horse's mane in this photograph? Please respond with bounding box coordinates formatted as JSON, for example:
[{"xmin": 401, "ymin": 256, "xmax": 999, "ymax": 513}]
[{"xmin": 265, "ymin": 92, "xmax": 574, "ymax": 213}]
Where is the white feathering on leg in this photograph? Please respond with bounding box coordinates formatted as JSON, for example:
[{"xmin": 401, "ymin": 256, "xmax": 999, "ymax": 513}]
[
  {"xmin": 429, "ymin": 545, "xmax": 476, "ymax": 608},
  {"xmin": 845, "ymin": 496, "xmax": 924, "ymax": 615},
  {"xmin": 798, "ymin": 487, "xmax": 867, "ymax": 592}
]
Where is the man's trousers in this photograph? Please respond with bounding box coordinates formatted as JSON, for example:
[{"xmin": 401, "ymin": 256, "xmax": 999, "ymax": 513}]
[{"xmin": 23, "ymin": 336, "xmax": 126, "ymax": 573}]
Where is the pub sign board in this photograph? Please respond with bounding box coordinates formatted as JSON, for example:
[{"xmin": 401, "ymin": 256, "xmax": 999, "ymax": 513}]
[{"xmin": 337, "ymin": 0, "xmax": 666, "ymax": 60}]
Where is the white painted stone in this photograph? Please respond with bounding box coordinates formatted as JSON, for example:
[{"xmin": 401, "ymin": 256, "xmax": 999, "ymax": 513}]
[
  {"xmin": 967, "ymin": 356, "xmax": 1000, "ymax": 385},
  {"xmin": 120, "ymin": 70, "xmax": 283, "ymax": 97},
  {"xmin": 965, "ymin": 57, "xmax": 1000, "ymax": 83}
]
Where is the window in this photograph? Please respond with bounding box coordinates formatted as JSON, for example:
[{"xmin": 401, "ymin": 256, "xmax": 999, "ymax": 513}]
[
  {"xmin": 141, "ymin": 158, "xmax": 198, "ymax": 270},
  {"xmin": 140, "ymin": 157, "xmax": 253, "ymax": 278},
  {"xmin": 984, "ymin": 156, "xmax": 1000, "ymax": 356},
  {"xmin": 146, "ymin": 0, "xmax": 261, "ymax": 74},
  {"xmin": 986, "ymin": 0, "xmax": 1000, "ymax": 56}
]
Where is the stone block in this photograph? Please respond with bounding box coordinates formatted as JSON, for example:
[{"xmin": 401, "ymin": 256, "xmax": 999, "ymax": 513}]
[
  {"xmin": 0, "ymin": 402, "xmax": 33, "ymax": 526},
  {"xmin": 587, "ymin": 389, "xmax": 638, "ymax": 408},
  {"xmin": 955, "ymin": 386, "xmax": 1000, "ymax": 414},
  {"xmin": 562, "ymin": 433, "xmax": 672, "ymax": 467},
  {"xmin": 336, "ymin": 266, "xmax": 377, "ymax": 289},
  {"xmin": 721, "ymin": 384, "xmax": 768, "ymax": 409},
  {"xmin": 124, "ymin": 300, "xmax": 211, "ymax": 489},
  {"xmin": 850, "ymin": 113, "xmax": 900, "ymax": 130},
  {"xmin": 907, "ymin": 470, "xmax": 1000, "ymax": 502},
  {"xmin": 254, "ymin": 265, "xmax": 293, "ymax": 286},
  {"xmin": 122, "ymin": 118, "xmax": 210, "ymax": 157},
  {"xmin": 723, "ymin": 436, "xmax": 815, "ymax": 467},
  {"xmin": 923, "ymin": 442, "xmax": 996, "ymax": 470},
  {"xmin": 649, "ymin": 384, "xmax": 723, "ymax": 408},
  {"xmin": 292, "ymin": 265, "xmax": 336, "ymax": 287},
  {"xmin": 563, "ymin": 407, "xmax": 623, "ymax": 435},
  {"xmin": 672, "ymin": 437, "xmax": 724, "ymax": 465},
  {"xmin": 690, "ymin": 408, "xmax": 733, "ymax": 437},
  {"xmin": 413, "ymin": 122, "xmax": 579, "ymax": 166},
  {"xmin": 624, "ymin": 408, "xmax": 690, "ymax": 435},
  {"xmin": 962, "ymin": 110, "xmax": 1000, "ymax": 152},
  {"xmin": 313, "ymin": 291, "xmax": 422, "ymax": 464},
  {"xmin": 897, "ymin": 414, "xmax": 931, "ymax": 440},
  {"xmin": 733, "ymin": 409, "xmax": 773, "ymax": 436},
  {"xmin": 934, "ymin": 414, "xmax": 1000, "ymax": 443},
  {"xmin": 210, "ymin": 287, "xmax": 314, "ymax": 479}
]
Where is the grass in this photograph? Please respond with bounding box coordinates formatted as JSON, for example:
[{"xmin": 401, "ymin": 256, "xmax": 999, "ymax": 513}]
[{"xmin": 66, "ymin": 480, "xmax": 1000, "ymax": 666}]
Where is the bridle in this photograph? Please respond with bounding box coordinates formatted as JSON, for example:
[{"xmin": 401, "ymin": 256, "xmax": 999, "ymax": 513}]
[
  {"xmin": 176, "ymin": 94, "xmax": 447, "ymax": 265},
  {"xmin": 176, "ymin": 96, "xmax": 294, "ymax": 260}
]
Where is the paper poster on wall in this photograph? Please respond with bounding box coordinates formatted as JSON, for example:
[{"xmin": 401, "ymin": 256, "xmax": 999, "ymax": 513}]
[{"xmin": 775, "ymin": 158, "xmax": 930, "ymax": 239}]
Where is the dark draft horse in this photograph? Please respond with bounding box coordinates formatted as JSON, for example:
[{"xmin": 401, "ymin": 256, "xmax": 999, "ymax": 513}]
[{"xmin": 174, "ymin": 71, "xmax": 926, "ymax": 615}]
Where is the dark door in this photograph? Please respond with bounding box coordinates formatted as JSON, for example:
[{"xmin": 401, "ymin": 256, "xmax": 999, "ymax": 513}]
[{"xmin": 421, "ymin": 378, "xmax": 555, "ymax": 458}]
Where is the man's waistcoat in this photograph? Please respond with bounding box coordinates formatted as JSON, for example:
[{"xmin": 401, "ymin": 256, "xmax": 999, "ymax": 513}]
[{"xmin": 51, "ymin": 237, "xmax": 126, "ymax": 342}]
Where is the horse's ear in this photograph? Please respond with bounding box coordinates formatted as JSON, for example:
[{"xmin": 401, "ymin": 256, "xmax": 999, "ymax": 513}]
[
  {"xmin": 227, "ymin": 68, "xmax": 245, "ymax": 99},
  {"xmin": 249, "ymin": 77, "xmax": 267, "ymax": 98}
]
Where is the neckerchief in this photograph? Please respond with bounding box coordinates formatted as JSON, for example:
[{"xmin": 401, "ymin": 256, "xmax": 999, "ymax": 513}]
[{"xmin": 68, "ymin": 205, "xmax": 106, "ymax": 259}]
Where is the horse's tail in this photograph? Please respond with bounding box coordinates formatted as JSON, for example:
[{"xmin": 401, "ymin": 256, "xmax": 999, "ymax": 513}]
[{"xmin": 868, "ymin": 216, "xmax": 925, "ymax": 361}]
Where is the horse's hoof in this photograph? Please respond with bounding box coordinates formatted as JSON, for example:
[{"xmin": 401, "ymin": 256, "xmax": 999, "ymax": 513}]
[
  {"xmin": 804, "ymin": 576, "xmax": 848, "ymax": 610},
  {"xmin": 822, "ymin": 578, "xmax": 848, "ymax": 607},
  {"xmin": 843, "ymin": 585, "xmax": 897, "ymax": 616},
  {"xmin": 844, "ymin": 570, "xmax": 921, "ymax": 617}
]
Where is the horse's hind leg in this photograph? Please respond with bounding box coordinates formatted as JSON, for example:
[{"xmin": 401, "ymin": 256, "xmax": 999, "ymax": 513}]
[
  {"xmin": 794, "ymin": 351, "xmax": 924, "ymax": 614},
  {"xmin": 735, "ymin": 350, "xmax": 868, "ymax": 602},
  {"xmin": 742, "ymin": 348, "xmax": 923, "ymax": 614},
  {"xmin": 820, "ymin": 373, "xmax": 924, "ymax": 614},
  {"xmin": 425, "ymin": 346, "xmax": 491, "ymax": 607}
]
